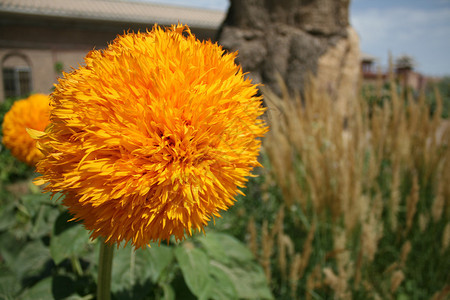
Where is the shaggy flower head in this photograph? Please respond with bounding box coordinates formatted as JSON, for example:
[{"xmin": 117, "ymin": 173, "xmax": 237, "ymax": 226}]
[
  {"xmin": 35, "ymin": 24, "xmax": 267, "ymax": 248},
  {"xmin": 2, "ymin": 94, "xmax": 50, "ymax": 166}
]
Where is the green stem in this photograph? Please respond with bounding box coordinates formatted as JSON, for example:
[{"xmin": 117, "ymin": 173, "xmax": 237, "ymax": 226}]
[
  {"xmin": 97, "ymin": 239, "xmax": 114, "ymax": 300},
  {"xmin": 130, "ymin": 247, "xmax": 136, "ymax": 286},
  {"xmin": 71, "ymin": 255, "xmax": 83, "ymax": 276}
]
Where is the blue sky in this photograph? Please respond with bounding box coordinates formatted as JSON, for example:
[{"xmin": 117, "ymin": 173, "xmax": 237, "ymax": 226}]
[
  {"xmin": 141, "ymin": 0, "xmax": 450, "ymax": 76},
  {"xmin": 351, "ymin": 0, "xmax": 450, "ymax": 76}
]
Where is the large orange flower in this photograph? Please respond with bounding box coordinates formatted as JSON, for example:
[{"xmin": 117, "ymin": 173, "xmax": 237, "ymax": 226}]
[
  {"xmin": 35, "ymin": 24, "xmax": 267, "ymax": 248},
  {"xmin": 2, "ymin": 94, "xmax": 50, "ymax": 166}
]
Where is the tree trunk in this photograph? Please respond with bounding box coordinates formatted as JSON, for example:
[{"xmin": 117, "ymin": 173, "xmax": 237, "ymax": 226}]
[{"xmin": 217, "ymin": 0, "xmax": 360, "ymax": 113}]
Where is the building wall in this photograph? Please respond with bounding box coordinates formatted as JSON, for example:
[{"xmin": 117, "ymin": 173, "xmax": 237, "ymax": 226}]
[
  {"xmin": 0, "ymin": 48, "xmax": 89, "ymax": 100},
  {"xmin": 54, "ymin": 50, "xmax": 90, "ymax": 74},
  {"xmin": 361, "ymin": 62, "xmax": 427, "ymax": 92},
  {"xmin": 0, "ymin": 13, "xmax": 219, "ymax": 101}
]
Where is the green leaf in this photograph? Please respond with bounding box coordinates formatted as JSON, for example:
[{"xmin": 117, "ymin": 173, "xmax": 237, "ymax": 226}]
[
  {"xmin": 30, "ymin": 204, "xmax": 59, "ymax": 239},
  {"xmin": 14, "ymin": 239, "xmax": 51, "ymax": 281},
  {"xmin": 196, "ymin": 232, "xmax": 254, "ymax": 264},
  {"xmin": 50, "ymin": 211, "xmax": 91, "ymax": 265},
  {"xmin": 210, "ymin": 261, "xmax": 273, "ymax": 300},
  {"xmin": 197, "ymin": 232, "xmax": 273, "ymax": 299},
  {"xmin": 141, "ymin": 243, "xmax": 174, "ymax": 282},
  {"xmin": 108, "ymin": 243, "xmax": 174, "ymax": 299},
  {"xmin": 0, "ymin": 265, "xmax": 20, "ymax": 300},
  {"xmin": 205, "ymin": 262, "xmax": 238, "ymax": 300},
  {"xmin": 0, "ymin": 202, "xmax": 16, "ymax": 231},
  {"xmin": 21, "ymin": 194, "xmax": 60, "ymax": 240},
  {"xmin": 174, "ymin": 243, "xmax": 211, "ymax": 299},
  {"xmin": 19, "ymin": 277, "xmax": 52, "ymax": 300},
  {"xmin": 0, "ymin": 231, "xmax": 27, "ymax": 269},
  {"xmin": 20, "ymin": 192, "xmax": 53, "ymax": 218}
]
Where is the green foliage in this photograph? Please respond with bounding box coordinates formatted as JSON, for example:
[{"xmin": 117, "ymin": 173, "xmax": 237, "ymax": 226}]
[
  {"xmin": 361, "ymin": 76, "xmax": 450, "ymax": 119},
  {"xmin": 1, "ymin": 95, "xmax": 268, "ymax": 299},
  {"xmin": 1, "ymin": 75, "xmax": 449, "ymax": 299},
  {"xmin": 0, "ymin": 188, "xmax": 273, "ymax": 299},
  {"xmin": 54, "ymin": 62, "xmax": 64, "ymax": 74},
  {"xmin": 50, "ymin": 211, "xmax": 91, "ymax": 265},
  {"xmin": 426, "ymin": 76, "xmax": 450, "ymax": 118}
]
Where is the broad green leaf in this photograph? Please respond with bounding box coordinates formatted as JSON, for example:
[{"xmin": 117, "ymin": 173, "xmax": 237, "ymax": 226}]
[
  {"xmin": 29, "ymin": 202, "xmax": 59, "ymax": 239},
  {"xmin": 50, "ymin": 211, "xmax": 91, "ymax": 264},
  {"xmin": 196, "ymin": 232, "xmax": 254, "ymax": 264},
  {"xmin": 176, "ymin": 234, "xmax": 272, "ymax": 300},
  {"xmin": 0, "ymin": 202, "xmax": 16, "ymax": 231},
  {"xmin": 19, "ymin": 277, "xmax": 52, "ymax": 300},
  {"xmin": 20, "ymin": 193, "xmax": 53, "ymax": 218},
  {"xmin": 210, "ymin": 261, "xmax": 273, "ymax": 300},
  {"xmin": 14, "ymin": 240, "xmax": 51, "ymax": 280},
  {"xmin": 0, "ymin": 231, "xmax": 27, "ymax": 269},
  {"xmin": 109, "ymin": 243, "xmax": 174, "ymax": 297},
  {"xmin": 174, "ymin": 243, "xmax": 211, "ymax": 299},
  {"xmin": 0, "ymin": 265, "xmax": 20, "ymax": 300},
  {"xmin": 109, "ymin": 246, "xmax": 140, "ymax": 291},
  {"xmin": 31, "ymin": 207, "xmax": 59, "ymax": 239},
  {"xmin": 195, "ymin": 232, "xmax": 272, "ymax": 299},
  {"xmin": 143, "ymin": 243, "xmax": 174, "ymax": 282},
  {"xmin": 197, "ymin": 232, "xmax": 273, "ymax": 299},
  {"xmin": 205, "ymin": 262, "xmax": 238, "ymax": 300}
]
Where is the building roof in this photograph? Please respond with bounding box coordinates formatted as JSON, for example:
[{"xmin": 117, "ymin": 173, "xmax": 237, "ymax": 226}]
[
  {"xmin": 360, "ymin": 52, "xmax": 378, "ymax": 63},
  {"xmin": 0, "ymin": 0, "xmax": 226, "ymax": 29}
]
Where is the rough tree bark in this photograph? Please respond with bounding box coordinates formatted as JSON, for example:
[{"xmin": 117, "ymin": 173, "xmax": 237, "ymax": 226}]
[{"xmin": 217, "ymin": 0, "xmax": 360, "ymax": 113}]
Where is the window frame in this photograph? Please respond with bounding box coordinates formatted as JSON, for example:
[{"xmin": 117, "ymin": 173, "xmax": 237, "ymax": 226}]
[{"xmin": 2, "ymin": 66, "xmax": 32, "ymax": 99}]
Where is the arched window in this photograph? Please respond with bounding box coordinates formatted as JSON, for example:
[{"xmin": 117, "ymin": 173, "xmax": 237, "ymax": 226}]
[{"xmin": 2, "ymin": 53, "xmax": 32, "ymax": 98}]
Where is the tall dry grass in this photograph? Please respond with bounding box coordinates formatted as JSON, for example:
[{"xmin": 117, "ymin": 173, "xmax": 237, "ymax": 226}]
[{"xmin": 249, "ymin": 75, "xmax": 450, "ymax": 299}]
